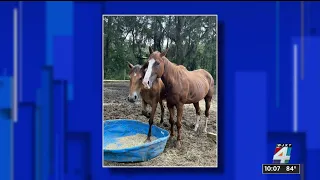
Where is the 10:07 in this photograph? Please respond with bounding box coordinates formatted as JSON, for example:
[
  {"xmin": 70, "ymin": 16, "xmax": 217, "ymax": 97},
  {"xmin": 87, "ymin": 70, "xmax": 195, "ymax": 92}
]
[{"xmin": 263, "ymin": 165, "xmax": 280, "ymax": 173}]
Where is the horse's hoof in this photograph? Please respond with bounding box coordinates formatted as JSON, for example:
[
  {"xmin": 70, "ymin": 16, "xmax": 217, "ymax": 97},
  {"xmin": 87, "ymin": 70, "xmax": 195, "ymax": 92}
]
[
  {"xmin": 144, "ymin": 113, "xmax": 151, "ymax": 118},
  {"xmin": 207, "ymin": 132, "xmax": 217, "ymax": 139},
  {"xmin": 142, "ymin": 111, "xmax": 151, "ymax": 118},
  {"xmin": 169, "ymin": 135, "xmax": 174, "ymax": 141},
  {"xmin": 193, "ymin": 127, "xmax": 198, "ymax": 132},
  {"xmin": 176, "ymin": 141, "xmax": 182, "ymax": 149},
  {"xmin": 144, "ymin": 138, "xmax": 151, "ymax": 143},
  {"xmin": 145, "ymin": 115, "xmax": 151, "ymax": 118},
  {"xmin": 162, "ymin": 122, "xmax": 169, "ymax": 127},
  {"xmin": 203, "ymin": 129, "xmax": 207, "ymax": 134}
]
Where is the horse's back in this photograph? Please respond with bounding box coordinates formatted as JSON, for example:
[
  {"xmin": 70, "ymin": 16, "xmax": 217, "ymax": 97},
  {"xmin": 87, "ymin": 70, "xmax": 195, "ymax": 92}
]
[{"xmin": 189, "ymin": 69, "xmax": 213, "ymax": 85}]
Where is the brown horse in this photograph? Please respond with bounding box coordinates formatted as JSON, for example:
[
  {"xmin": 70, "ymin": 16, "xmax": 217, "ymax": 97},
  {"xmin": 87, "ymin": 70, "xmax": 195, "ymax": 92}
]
[
  {"xmin": 142, "ymin": 47, "xmax": 215, "ymax": 148},
  {"xmin": 127, "ymin": 62, "xmax": 167, "ymax": 142}
]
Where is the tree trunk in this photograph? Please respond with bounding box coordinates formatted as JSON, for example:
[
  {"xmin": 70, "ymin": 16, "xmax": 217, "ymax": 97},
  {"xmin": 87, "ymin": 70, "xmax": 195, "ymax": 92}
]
[
  {"xmin": 104, "ymin": 17, "xmax": 112, "ymax": 71},
  {"xmin": 211, "ymin": 51, "xmax": 216, "ymax": 80},
  {"xmin": 138, "ymin": 43, "xmax": 143, "ymax": 64},
  {"xmin": 175, "ymin": 16, "xmax": 184, "ymax": 65},
  {"xmin": 132, "ymin": 29, "xmax": 135, "ymax": 55},
  {"xmin": 211, "ymin": 35, "xmax": 216, "ymax": 79}
]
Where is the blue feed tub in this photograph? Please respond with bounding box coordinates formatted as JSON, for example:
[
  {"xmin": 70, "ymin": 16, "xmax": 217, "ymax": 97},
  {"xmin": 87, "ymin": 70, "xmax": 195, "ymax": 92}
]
[{"xmin": 103, "ymin": 119, "xmax": 170, "ymax": 162}]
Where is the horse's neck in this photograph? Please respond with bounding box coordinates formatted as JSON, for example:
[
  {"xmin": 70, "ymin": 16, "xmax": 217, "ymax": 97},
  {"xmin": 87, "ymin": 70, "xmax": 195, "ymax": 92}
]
[{"xmin": 162, "ymin": 59, "xmax": 178, "ymax": 87}]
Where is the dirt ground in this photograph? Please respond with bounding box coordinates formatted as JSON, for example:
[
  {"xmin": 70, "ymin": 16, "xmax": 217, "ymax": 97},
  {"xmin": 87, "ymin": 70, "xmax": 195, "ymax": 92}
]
[{"xmin": 103, "ymin": 81, "xmax": 217, "ymax": 167}]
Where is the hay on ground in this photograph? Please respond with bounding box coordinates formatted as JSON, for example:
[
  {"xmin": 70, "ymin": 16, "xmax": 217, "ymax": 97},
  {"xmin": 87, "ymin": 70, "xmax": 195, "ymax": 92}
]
[{"xmin": 105, "ymin": 134, "xmax": 157, "ymax": 150}]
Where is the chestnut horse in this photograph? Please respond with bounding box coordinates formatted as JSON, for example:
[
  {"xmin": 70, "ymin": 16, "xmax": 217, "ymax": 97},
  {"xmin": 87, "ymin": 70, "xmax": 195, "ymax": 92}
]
[
  {"xmin": 142, "ymin": 47, "xmax": 215, "ymax": 148},
  {"xmin": 127, "ymin": 62, "xmax": 166, "ymax": 142}
]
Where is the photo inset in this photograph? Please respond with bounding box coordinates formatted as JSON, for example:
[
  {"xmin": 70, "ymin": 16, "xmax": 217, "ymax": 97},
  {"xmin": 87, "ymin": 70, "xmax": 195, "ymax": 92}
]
[{"xmin": 103, "ymin": 15, "xmax": 218, "ymax": 167}]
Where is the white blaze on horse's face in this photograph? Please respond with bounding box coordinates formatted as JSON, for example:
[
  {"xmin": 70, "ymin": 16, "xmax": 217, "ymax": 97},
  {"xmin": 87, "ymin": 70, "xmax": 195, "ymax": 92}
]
[{"xmin": 142, "ymin": 58, "xmax": 155, "ymax": 89}]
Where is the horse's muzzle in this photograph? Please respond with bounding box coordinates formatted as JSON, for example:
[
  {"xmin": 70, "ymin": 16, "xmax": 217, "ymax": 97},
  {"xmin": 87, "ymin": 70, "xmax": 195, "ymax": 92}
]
[{"xmin": 127, "ymin": 95, "xmax": 138, "ymax": 103}]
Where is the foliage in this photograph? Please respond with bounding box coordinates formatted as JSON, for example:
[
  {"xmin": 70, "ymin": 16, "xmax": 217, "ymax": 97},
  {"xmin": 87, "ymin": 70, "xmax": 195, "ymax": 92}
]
[{"xmin": 103, "ymin": 16, "xmax": 217, "ymax": 81}]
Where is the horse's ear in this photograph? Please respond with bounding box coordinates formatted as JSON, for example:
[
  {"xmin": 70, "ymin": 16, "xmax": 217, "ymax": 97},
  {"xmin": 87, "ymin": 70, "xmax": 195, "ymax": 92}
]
[
  {"xmin": 149, "ymin": 46, "xmax": 154, "ymax": 54},
  {"xmin": 160, "ymin": 48, "xmax": 169, "ymax": 57},
  {"xmin": 127, "ymin": 61, "xmax": 134, "ymax": 69}
]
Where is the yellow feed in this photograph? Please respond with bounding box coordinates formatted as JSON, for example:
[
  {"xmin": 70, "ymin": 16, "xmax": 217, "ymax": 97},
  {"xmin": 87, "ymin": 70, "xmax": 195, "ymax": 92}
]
[{"xmin": 105, "ymin": 134, "xmax": 157, "ymax": 150}]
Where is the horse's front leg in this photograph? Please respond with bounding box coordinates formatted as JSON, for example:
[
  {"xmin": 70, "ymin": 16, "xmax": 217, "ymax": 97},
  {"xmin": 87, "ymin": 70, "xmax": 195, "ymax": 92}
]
[
  {"xmin": 145, "ymin": 99, "xmax": 158, "ymax": 142},
  {"xmin": 167, "ymin": 103, "xmax": 175, "ymax": 138},
  {"xmin": 176, "ymin": 104, "xmax": 184, "ymax": 149}
]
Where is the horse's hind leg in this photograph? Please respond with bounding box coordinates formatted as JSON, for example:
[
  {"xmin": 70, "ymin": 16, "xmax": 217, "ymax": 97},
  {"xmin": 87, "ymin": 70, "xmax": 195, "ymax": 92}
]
[
  {"xmin": 193, "ymin": 102, "xmax": 201, "ymax": 131},
  {"xmin": 204, "ymin": 95, "xmax": 213, "ymax": 133}
]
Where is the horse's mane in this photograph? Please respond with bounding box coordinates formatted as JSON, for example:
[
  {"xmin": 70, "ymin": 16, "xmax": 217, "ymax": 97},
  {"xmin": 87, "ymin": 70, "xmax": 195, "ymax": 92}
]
[
  {"xmin": 178, "ymin": 65, "xmax": 187, "ymax": 70},
  {"xmin": 163, "ymin": 57, "xmax": 188, "ymax": 73},
  {"xmin": 160, "ymin": 58, "xmax": 190, "ymax": 86}
]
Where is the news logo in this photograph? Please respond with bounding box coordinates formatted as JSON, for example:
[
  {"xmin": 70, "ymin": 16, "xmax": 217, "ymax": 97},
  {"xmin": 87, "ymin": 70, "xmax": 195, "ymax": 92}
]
[{"xmin": 272, "ymin": 144, "xmax": 292, "ymax": 164}]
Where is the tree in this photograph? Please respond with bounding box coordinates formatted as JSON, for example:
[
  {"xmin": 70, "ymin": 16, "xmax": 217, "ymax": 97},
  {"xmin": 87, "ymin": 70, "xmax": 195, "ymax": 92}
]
[{"xmin": 103, "ymin": 16, "xmax": 217, "ymax": 82}]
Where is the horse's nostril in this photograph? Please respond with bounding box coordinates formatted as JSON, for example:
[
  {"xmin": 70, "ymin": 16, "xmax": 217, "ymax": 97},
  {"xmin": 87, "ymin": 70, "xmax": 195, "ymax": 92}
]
[
  {"xmin": 148, "ymin": 81, "xmax": 150, "ymax": 85},
  {"xmin": 134, "ymin": 95, "xmax": 137, "ymax": 99}
]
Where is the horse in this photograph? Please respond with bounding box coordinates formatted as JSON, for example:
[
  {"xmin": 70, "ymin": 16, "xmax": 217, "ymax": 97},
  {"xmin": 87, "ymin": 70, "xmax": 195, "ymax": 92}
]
[
  {"xmin": 142, "ymin": 47, "xmax": 215, "ymax": 148},
  {"xmin": 127, "ymin": 62, "xmax": 167, "ymax": 142}
]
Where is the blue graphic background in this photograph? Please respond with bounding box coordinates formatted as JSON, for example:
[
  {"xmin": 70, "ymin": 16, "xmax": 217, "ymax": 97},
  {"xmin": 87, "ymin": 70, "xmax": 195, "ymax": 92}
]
[{"xmin": 0, "ymin": 1, "xmax": 319, "ymax": 180}]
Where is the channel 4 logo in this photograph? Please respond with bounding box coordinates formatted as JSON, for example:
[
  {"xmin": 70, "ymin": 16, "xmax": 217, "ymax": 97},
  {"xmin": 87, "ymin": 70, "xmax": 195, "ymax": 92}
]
[{"xmin": 272, "ymin": 144, "xmax": 292, "ymax": 164}]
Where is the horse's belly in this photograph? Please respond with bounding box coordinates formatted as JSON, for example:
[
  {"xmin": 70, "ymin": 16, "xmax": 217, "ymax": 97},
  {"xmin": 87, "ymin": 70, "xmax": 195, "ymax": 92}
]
[
  {"xmin": 184, "ymin": 87, "xmax": 207, "ymax": 104},
  {"xmin": 185, "ymin": 96, "xmax": 205, "ymax": 104}
]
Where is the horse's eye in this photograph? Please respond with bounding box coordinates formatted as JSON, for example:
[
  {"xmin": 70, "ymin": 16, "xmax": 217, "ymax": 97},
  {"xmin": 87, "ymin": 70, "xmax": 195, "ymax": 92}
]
[{"xmin": 154, "ymin": 61, "xmax": 160, "ymax": 66}]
